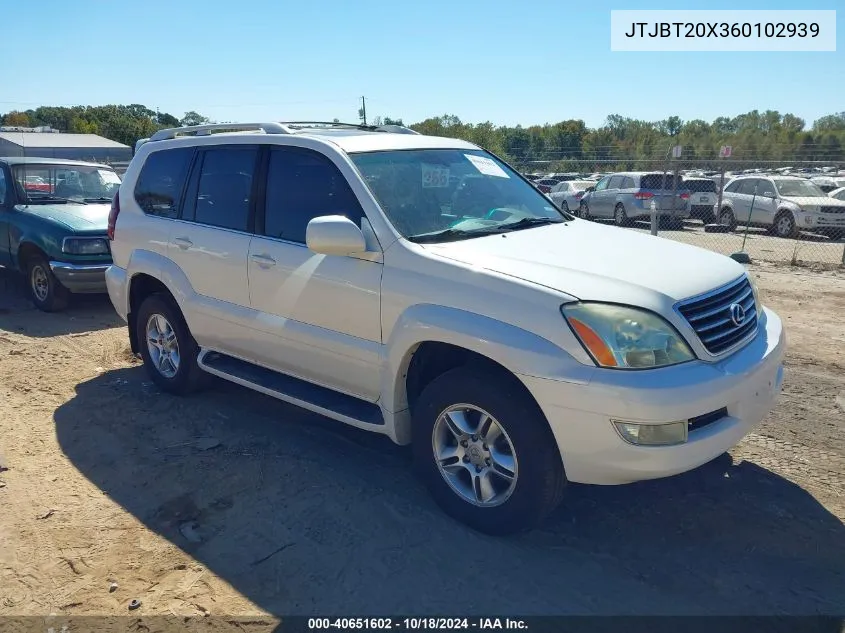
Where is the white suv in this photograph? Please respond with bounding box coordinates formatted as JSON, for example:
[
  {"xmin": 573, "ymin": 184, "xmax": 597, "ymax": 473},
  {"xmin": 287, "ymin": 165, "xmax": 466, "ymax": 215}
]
[{"xmin": 105, "ymin": 122, "xmax": 785, "ymax": 535}]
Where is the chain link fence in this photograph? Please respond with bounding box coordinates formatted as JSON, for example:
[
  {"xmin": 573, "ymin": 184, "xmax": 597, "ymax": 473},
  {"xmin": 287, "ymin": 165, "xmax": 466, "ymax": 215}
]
[{"xmin": 516, "ymin": 158, "xmax": 845, "ymax": 267}]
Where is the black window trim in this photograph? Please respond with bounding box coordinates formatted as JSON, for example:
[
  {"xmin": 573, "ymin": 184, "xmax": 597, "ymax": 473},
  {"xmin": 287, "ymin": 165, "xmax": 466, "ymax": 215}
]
[
  {"xmin": 134, "ymin": 146, "xmax": 196, "ymax": 220},
  {"xmin": 254, "ymin": 144, "xmax": 366, "ymax": 246},
  {"xmin": 177, "ymin": 144, "xmax": 261, "ymax": 235}
]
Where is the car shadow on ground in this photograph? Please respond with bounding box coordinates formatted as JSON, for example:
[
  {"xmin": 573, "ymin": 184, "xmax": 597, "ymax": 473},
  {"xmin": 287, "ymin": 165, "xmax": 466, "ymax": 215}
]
[
  {"xmin": 0, "ymin": 268, "xmax": 121, "ymax": 337},
  {"xmin": 55, "ymin": 366, "xmax": 845, "ymax": 619}
]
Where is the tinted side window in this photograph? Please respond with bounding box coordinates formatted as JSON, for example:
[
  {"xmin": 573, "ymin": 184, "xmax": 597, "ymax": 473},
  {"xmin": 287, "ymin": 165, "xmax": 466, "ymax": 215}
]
[
  {"xmin": 594, "ymin": 177, "xmax": 609, "ymax": 192},
  {"xmin": 189, "ymin": 147, "xmax": 258, "ymax": 232},
  {"xmin": 622, "ymin": 177, "xmax": 636, "ymax": 189},
  {"xmin": 738, "ymin": 179, "xmax": 759, "ymax": 195},
  {"xmin": 640, "ymin": 174, "xmax": 678, "ymax": 190},
  {"xmin": 134, "ymin": 148, "xmax": 193, "ymax": 218},
  {"xmin": 724, "ymin": 179, "xmax": 742, "ymax": 193},
  {"xmin": 263, "ymin": 147, "xmax": 363, "ymax": 243},
  {"xmin": 608, "ymin": 175, "xmax": 624, "ymax": 189}
]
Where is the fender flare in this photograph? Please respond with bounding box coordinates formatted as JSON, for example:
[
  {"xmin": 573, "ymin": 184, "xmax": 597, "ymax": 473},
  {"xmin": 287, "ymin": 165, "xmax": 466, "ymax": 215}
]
[{"xmin": 381, "ymin": 303, "xmax": 593, "ymax": 443}]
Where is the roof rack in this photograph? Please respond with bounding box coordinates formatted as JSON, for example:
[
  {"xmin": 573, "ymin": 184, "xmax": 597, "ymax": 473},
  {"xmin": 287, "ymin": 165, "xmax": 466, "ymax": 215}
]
[
  {"xmin": 148, "ymin": 122, "xmax": 291, "ymax": 142},
  {"xmin": 279, "ymin": 121, "xmax": 421, "ymax": 135}
]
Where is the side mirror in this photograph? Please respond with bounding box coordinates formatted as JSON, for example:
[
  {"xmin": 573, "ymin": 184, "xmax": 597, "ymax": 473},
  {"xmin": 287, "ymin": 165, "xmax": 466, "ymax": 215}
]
[{"xmin": 305, "ymin": 215, "xmax": 367, "ymax": 256}]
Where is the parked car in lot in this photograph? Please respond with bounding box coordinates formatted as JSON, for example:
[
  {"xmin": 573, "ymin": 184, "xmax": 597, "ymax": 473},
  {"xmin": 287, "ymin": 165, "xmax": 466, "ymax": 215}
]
[
  {"xmin": 829, "ymin": 186, "xmax": 845, "ymax": 202},
  {"xmin": 0, "ymin": 157, "xmax": 119, "ymax": 311},
  {"xmin": 810, "ymin": 176, "xmax": 845, "ymax": 194},
  {"xmin": 683, "ymin": 177, "xmax": 719, "ymax": 222},
  {"xmin": 533, "ymin": 177, "xmax": 562, "ymax": 194},
  {"xmin": 578, "ymin": 172, "xmax": 690, "ymax": 227},
  {"xmin": 105, "ymin": 121, "xmax": 784, "ymax": 535},
  {"xmin": 548, "ymin": 179, "xmax": 594, "ymax": 213},
  {"xmin": 717, "ymin": 175, "xmax": 845, "ymax": 238}
]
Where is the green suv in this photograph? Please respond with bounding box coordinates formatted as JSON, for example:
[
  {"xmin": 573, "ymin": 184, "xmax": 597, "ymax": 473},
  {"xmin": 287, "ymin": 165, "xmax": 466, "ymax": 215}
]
[{"xmin": 0, "ymin": 157, "xmax": 119, "ymax": 311}]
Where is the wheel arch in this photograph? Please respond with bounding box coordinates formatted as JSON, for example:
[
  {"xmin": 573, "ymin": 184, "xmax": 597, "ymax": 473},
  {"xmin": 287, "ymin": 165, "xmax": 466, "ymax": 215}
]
[{"xmin": 381, "ymin": 303, "xmax": 589, "ymax": 445}]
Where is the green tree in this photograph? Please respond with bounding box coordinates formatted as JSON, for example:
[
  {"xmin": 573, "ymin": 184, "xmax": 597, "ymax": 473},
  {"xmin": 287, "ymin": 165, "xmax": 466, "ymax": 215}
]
[{"xmin": 180, "ymin": 111, "xmax": 210, "ymax": 127}]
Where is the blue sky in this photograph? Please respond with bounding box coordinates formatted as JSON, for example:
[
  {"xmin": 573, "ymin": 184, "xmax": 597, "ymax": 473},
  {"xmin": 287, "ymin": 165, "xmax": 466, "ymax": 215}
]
[{"xmin": 1, "ymin": 0, "xmax": 841, "ymax": 129}]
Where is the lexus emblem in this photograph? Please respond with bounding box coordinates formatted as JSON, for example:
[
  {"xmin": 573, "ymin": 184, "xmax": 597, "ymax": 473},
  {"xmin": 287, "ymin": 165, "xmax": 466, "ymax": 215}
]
[{"xmin": 729, "ymin": 303, "xmax": 746, "ymax": 327}]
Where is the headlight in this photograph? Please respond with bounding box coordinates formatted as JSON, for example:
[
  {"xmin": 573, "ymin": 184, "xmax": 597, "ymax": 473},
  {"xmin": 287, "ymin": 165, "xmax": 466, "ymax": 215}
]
[
  {"xmin": 62, "ymin": 237, "xmax": 110, "ymax": 255},
  {"xmin": 561, "ymin": 303, "xmax": 695, "ymax": 369}
]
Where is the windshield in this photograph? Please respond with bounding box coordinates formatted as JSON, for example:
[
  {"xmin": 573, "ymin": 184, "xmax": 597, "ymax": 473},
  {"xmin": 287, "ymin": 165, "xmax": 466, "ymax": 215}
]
[
  {"xmin": 12, "ymin": 164, "xmax": 121, "ymax": 202},
  {"xmin": 350, "ymin": 149, "xmax": 567, "ymax": 241},
  {"xmin": 774, "ymin": 179, "xmax": 826, "ymax": 197}
]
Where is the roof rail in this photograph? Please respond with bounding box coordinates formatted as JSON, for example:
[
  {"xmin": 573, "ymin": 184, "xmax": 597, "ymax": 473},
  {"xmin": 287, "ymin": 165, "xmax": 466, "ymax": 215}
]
[
  {"xmin": 375, "ymin": 124, "xmax": 420, "ymax": 135},
  {"xmin": 148, "ymin": 122, "xmax": 290, "ymax": 142},
  {"xmin": 279, "ymin": 121, "xmax": 421, "ymax": 135}
]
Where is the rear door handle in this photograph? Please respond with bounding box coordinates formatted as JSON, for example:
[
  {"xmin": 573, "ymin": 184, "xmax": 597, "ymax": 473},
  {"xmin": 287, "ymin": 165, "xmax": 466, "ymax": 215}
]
[
  {"xmin": 174, "ymin": 236, "xmax": 193, "ymax": 249},
  {"xmin": 250, "ymin": 253, "xmax": 276, "ymax": 267}
]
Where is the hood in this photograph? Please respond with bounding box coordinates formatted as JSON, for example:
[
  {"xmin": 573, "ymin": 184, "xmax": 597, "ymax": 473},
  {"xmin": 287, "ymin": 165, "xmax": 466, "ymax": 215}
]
[
  {"xmin": 15, "ymin": 203, "xmax": 111, "ymax": 233},
  {"xmin": 780, "ymin": 195, "xmax": 845, "ymax": 208},
  {"xmin": 422, "ymin": 220, "xmax": 745, "ymax": 303}
]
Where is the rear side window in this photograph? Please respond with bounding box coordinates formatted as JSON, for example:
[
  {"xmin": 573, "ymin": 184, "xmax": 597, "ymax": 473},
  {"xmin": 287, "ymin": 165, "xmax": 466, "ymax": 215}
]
[
  {"xmin": 685, "ymin": 179, "xmax": 717, "ymax": 193},
  {"xmin": 621, "ymin": 177, "xmax": 635, "ymax": 189},
  {"xmin": 607, "ymin": 175, "xmax": 624, "ymax": 189},
  {"xmin": 263, "ymin": 147, "xmax": 363, "ymax": 243},
  {"xmin": 724, "ymin": 179, "xmax": 742, "ymax": 193},
  {"xmin": 187, "ymin": 147, "xmax": 258, "ymax": 232},
  {"xmin": 639, "ymin": 174, "xmax": 679, "ymax": 190},
  {"xmin": 134, "ymin": 148, "xmax": 193, "ymax": 218}
]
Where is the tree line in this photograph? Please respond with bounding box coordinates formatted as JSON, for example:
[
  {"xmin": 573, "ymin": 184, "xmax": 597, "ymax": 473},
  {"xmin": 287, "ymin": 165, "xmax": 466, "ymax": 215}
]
[{"xmin": 3, "ymin": 105, "xmax": 844, "ymax": 169}]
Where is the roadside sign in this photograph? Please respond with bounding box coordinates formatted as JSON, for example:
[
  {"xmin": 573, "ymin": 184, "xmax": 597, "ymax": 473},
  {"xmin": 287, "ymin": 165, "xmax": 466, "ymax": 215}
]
[
  {"xmin": 720, "ymin": 145, "xmax": 732, "ymax": 158},
  {"xmin": 672, "ymin": 145, "xmax": 683, "ymax": 158}
]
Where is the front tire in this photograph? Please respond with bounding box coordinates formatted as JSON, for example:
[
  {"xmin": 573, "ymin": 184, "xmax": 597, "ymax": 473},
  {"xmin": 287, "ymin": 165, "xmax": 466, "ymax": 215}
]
[
  {"xmin": 412, "ymin": 366, "xmax": 566, "ymax": 535},
  {"xmin": 773, "ymin": 211, "xmax": 798, "ymax": 238},
  {"xmin": 136, "ymin": 294, "xmax": 206, "ymax": 395},
  {"xmin": 579, "ymin": 202, "xmax": 591, "ymax": 220},
  {"xmin": 26, "ymin": 255, "xmax": 68, "ymax": 312}
]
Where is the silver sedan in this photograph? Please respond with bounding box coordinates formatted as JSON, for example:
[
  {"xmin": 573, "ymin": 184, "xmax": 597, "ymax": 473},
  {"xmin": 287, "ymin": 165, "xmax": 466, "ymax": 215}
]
[{"xmin": 548, "ymin": 180, "xmax": 594, "ymax": 214}]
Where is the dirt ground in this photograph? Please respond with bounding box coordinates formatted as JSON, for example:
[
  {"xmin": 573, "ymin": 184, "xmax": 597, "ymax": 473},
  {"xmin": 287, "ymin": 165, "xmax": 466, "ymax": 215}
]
[{"xmin": 0, "ymin": 262, "xmax": 843, "ymax": 625}]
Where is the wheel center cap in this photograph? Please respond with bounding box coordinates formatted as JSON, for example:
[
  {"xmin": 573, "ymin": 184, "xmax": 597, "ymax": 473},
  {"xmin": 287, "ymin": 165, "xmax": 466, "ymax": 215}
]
[{"xmin": 466, "ymin": 442, "xmax": 486, "ymax": 466}]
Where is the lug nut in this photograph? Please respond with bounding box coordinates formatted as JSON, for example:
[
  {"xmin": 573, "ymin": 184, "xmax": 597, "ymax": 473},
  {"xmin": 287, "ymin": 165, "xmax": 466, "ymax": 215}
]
[
  {"xmin": 475, "ymin": 466, "xmax": 482, "ymax": 473},
  {"xmin": 485, "ymin": 458, "xmax": 491, "ymax": 466},
  {"xmin": 460, "ymin": 440, "xmax": 468, "ymax": 447},
  {"xmin": 482, "ymin": 443, "xmax": 488, "ymax": 450},
  {"xmin": 471, "ymin": 435, "xmax": 478, "ymax": 441},
  {"xmin": 463, "ymin": 456, "xmax": 470, "ymax": 463}
]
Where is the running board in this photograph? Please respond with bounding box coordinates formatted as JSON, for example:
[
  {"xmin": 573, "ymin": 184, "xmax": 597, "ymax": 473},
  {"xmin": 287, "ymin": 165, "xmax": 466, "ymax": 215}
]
[{"xmin": 198, "ymin": 351, "xmax": 385, "ymax": 428}]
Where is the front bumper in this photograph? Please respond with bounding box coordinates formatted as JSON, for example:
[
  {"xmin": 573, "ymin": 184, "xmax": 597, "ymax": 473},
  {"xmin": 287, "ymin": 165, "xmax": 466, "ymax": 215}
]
[
  {"xmin": 519, "ymin": 307, "xmax": 785, "ymax": 485},
  {"xmin": 49, "ymin": 261, "xmax": 110, "ymax": 293}
]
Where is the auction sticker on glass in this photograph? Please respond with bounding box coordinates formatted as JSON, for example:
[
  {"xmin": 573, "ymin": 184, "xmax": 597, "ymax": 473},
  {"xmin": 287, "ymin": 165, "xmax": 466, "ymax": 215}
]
[
  {"xmin": 465, "ymin": 154, "xmax": 510, "ymax": 178},
  {"xmin": 421, "ymin": 164, "xmax": 450, "ymax": 188},
  {"xmin": 610, "ymin": 10, "xmax": 836, "ymax": 51}
]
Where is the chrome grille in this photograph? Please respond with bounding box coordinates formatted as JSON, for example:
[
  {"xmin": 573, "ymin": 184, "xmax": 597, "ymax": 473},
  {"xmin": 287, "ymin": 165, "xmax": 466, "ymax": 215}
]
[{"xmin": 677, "ymin": 276, "xmax": 758, "ymax": 355}]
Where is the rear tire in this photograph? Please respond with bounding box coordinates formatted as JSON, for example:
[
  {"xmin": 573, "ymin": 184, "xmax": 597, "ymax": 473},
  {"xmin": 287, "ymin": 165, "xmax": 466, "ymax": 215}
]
[
  {"xmin": 412, "ymin": 366, "xmax": 566, "ymax": 535},
  {"xmin": 614, "ymin": 204, "xmax": 631, "ymax": 227},
  {"xmin": 718, "ymin": 208, "xmax": 737, "ymax": 231},
  {"xmin": 26, "ymin": 254, "xmax": 69, "ymax": 312},
  {"xmin": 136, "ymin": 294, "xmax": 207, "ymax": 395}
]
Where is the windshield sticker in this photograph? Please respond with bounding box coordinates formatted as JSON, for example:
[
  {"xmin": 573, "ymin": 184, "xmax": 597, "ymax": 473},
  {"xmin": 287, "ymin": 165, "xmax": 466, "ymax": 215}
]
[
  {"xmin": 97, "ymin": 169, "xmax": 121, "ymax": 184},
  {"xmin": 465, "ymin": 154, "xmax": 509, "ymax": 179},
  {"xmin": 421, "ymin": 164, "xmax": 450, "ymax": 188}
]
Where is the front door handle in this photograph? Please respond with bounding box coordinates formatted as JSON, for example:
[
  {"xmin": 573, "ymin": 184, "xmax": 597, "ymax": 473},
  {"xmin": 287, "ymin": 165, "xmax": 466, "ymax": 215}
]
[
  {"xmin": 250, "ymin": 253, "xmax": 276, "ymax": 268},
  {"xmin": 174, "ymin": 236, "xmax": 193, "ymax": 249}
]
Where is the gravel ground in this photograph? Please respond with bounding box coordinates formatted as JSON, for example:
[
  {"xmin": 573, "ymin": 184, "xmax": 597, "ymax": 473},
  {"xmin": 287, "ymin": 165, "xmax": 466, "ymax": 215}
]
[{"xmin": 0, "ymin": 262, "xmax": 843, "ymax": 624}]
